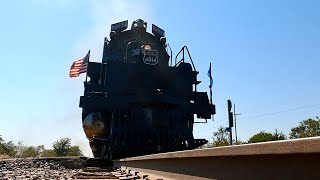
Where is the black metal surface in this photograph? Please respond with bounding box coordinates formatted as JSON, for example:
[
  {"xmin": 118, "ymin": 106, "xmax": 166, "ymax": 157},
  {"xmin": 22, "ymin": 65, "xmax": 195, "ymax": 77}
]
[
  {"xmin": 85, "ymin": 158, "xmax": 113, "ymax": 168},
  {"xmin": 79, "ymin": 19, "xmax": 215, "ymax": 159}
]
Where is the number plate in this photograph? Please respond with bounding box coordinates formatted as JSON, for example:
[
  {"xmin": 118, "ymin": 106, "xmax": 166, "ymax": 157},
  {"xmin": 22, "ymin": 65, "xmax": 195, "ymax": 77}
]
[{"xmin": 143, "ymin": 49, "xmax": 158, "ymax": 65}]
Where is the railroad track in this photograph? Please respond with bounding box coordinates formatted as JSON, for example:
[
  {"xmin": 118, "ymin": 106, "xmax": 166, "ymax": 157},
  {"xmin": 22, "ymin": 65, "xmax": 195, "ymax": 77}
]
[
  {"xmin": 1, "ymin": 137, "xmax": 320, "ymax": 179},
  {"xmin": 74, "ymin": 158, "xmax": 154, "ymax": 180},
  {"xmin": 114, "ymin": 137, "xmax": 320, "ymax": 180},
  {"xmin": 74, "ymin": 167, "xmax": 153, "ymax": 179}
]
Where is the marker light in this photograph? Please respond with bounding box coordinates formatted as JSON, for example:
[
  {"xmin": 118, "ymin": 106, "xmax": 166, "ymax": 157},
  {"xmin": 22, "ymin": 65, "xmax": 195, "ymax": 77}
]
[
  {"xmin": 142, "ymin": 44, "xmax": 151, "ymax": 51},
  {"xmin": 141, "ymin": 44, "xmax": 151, "ymax": 54},
  {"xmin": 111, "ymin": 20, "xmax": 128, "ymax": 32},
  {"xmin": 152, "ymin": 24, "xmax": 165, "ymax": 37}
]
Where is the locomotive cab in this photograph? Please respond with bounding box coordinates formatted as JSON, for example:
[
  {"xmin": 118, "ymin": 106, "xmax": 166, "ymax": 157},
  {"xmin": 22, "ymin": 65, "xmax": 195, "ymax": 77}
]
[{"xmin": 79, "ymin": 19, "xmax": 215, "ymax": 159}]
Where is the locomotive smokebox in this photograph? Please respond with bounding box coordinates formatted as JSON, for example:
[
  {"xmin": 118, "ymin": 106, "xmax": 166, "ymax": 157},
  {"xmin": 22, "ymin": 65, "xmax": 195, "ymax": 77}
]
[{"xmin": 83, "ymin": 112, "xmax": 107, "ymax": 140}]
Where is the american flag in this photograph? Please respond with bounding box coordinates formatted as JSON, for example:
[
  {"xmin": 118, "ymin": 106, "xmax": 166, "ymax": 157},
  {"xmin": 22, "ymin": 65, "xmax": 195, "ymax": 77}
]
[
  {"xmin": 69, "ymin": 51, "xmax": 90, "ymax": 78},
  {"xmin": 207, "ymin": 62, "xmax": 213, "ymax": 88}
]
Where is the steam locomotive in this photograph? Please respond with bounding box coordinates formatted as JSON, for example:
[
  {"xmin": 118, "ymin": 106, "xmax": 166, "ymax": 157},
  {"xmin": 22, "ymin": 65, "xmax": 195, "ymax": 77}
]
[{"xmin": 79, "ymin": 19, "xmax": 215, "ymax": 159}]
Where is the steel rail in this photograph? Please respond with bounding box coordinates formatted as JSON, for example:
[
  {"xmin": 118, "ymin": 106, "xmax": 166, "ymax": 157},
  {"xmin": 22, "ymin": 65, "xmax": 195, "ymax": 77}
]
[{"xmin": 114, "ymin": 137, "xmax": 320, "ymax": 180}]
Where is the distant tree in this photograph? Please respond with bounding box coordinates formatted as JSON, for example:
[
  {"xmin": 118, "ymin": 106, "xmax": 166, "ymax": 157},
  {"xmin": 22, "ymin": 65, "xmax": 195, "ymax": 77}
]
[
  {"xmin": 211, "ymin": 126, "xmax": 230, "ymax": 147},
  {"xmin": 22, "ymin": 146, "xmax": 39, "ymax": 157},
  {"xmin": 15, "ymin": 141, "xmax": 26, "ymax": 158},
  {"xmin": 0, "ymin": 141, "xmax": 17, "ymax": 157},
  {"xmin": 290, "ymin": 118, "xmax": 320, "ymax": 139},
  {"xmin": 15, "ymin": 141, "xmax": 47, "ymax": 158},
  {"xmin": 0, "ymin": 135, "xmax": 4, "ymax": 154},
  {"xmin": 66, "ymin": 146, "xmax": 83, "ymax": 156},
  {"xmin": 0, "ymin": 136, "xmax": 82, "ymax": 157},
  {"xmin": 248, "ymin": 130, "xmax": 286, "ymax": 143},
  {"xmin": 40, "ymin": 149, "xmax": 56, "ymax": 157},
  {"xmin": 273, "ymin": 129, "xmax": 286, "ymax": 140},
  {"xmin": 36, "ymin": 145, "xmax": 45, "ymax": 154},
  {"xmin": 198, "ymin": 126, "xmax": 247, "ymax": 148},
  {"xmin": 53, "ymin": 138, "xmax": 71, "ymax": 156}
]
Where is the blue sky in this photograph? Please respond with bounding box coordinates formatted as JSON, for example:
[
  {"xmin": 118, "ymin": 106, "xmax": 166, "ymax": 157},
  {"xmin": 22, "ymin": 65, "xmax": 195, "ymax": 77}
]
[{"xmin": 0, "ymin": 0, "xmax": 319, "ymax": 156}]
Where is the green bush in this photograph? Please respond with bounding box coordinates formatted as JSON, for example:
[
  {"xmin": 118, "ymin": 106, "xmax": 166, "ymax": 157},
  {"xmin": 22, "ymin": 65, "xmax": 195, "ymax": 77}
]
[{"xmin": 0, "ymin": 136, "xmax": 83, "ymax": 158}]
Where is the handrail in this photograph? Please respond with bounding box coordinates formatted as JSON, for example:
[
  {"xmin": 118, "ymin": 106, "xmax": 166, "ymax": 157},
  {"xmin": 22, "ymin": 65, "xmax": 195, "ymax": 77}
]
[
  {"xmin": 174, "ymin": 46, "xmax": 184, "ymax": 65},
  {"xmin": 174, "ymin": 46, "xmax": 198, "ymax": 92},
  {"xmin": 125, "ymin": 39, "xmax": 137, "ymax": 60},
  {"xmin": 174, "ymin": 46, "xmax": 196, "ymax": 71}
]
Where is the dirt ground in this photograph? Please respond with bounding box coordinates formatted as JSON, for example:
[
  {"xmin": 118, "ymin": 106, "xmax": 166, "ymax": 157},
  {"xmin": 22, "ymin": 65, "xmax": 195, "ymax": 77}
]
[{"xmin": 0, "ymin": 154, "xmax": 9, "ymax": 160}]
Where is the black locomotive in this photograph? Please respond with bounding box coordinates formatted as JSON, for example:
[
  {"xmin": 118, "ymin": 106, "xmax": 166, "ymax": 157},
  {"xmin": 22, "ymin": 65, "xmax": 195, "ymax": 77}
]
[{"xmin": 79, "ymin": 19, "xmax": 215, "ymax": 159}]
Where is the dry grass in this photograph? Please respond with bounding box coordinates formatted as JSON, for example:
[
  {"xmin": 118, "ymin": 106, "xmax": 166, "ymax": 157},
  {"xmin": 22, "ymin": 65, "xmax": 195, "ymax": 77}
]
[{"xmin": 0, "ymin": 154, "xmax": 10, "ymax": 160}]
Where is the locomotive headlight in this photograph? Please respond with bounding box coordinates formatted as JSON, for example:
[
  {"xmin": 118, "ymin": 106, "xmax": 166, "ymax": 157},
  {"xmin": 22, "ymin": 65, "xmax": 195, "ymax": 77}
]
[
  {"xmin": 132, "ymin": 45, "xmax": 151, "ymax": 57},
  {"xmin": 142, "ymin": 44, "xmax": 151, "ymax": 51},
  {"xmin": 83, "ymin": 112, "xmax": 106, "ymax": 140},
  {"xmin": 141, "ymin": 44, "xmax": 151, "ymax": 54}
]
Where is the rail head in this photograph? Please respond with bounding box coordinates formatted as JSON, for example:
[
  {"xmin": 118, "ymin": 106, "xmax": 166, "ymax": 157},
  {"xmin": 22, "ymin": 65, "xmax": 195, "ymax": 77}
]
[
  {"xmin": 117, "ymin": 136, "xmax": 320, "ymax": 161},
  {"xmin": 114, "ymin": 137, "xmax": 320, "ymax": 180}
]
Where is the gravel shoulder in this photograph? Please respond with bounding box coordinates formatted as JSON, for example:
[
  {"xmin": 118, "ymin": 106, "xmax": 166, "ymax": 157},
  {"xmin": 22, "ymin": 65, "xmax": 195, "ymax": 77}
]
[{"xmin": 0, "ymin": 157, "xmax": 87, "ymax": 179}]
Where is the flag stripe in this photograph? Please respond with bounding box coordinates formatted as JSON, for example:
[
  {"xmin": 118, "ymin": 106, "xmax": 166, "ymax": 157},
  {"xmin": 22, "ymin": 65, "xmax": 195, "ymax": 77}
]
[{"xmin": 69, "ymin": 51, "xmax": 90, "ymax": 78}]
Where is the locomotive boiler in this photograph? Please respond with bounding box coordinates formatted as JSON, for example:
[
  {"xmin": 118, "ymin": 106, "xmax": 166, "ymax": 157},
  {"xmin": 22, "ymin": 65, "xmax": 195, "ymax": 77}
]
[{"xmin": 79, "ymin": 19, "xmax": 215, "ymax": 159}]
